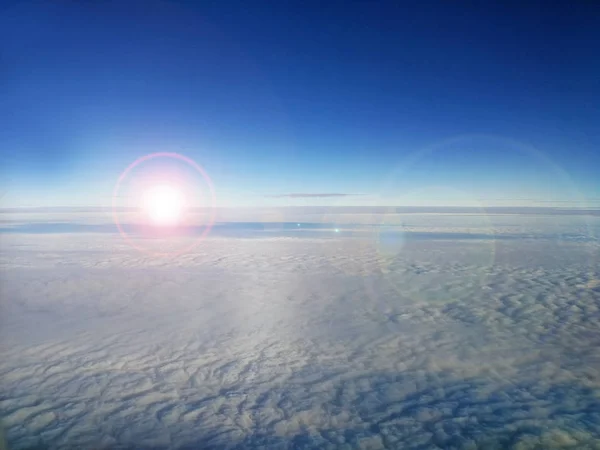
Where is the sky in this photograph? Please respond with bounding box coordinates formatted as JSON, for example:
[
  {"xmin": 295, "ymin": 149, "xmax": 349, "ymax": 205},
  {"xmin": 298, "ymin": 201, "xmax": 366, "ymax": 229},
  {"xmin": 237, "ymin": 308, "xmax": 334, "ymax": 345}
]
[{"xmin": 1, "ymin": 0, "xmax": 599, "ymax": 208}]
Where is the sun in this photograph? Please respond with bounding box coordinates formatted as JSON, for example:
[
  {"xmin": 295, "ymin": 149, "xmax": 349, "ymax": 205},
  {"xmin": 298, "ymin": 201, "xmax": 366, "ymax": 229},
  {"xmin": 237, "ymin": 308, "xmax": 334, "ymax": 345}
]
[{"xmin": 142, "ymin": 184, "xmax": 185, "ymax": 226}]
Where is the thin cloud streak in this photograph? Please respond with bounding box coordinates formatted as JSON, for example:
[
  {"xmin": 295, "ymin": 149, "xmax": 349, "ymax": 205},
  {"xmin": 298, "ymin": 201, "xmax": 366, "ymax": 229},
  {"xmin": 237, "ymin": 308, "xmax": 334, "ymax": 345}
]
[{"xmin": 267, "ymin": 193, "xmax": 367, "ymax": 198}]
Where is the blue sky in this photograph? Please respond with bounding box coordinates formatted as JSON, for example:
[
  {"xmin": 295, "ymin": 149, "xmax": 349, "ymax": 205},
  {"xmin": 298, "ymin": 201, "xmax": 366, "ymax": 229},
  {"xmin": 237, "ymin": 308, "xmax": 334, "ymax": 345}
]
[{"xmin": 1, "ymin": 1, "xmax": 599, "ymax": 208}]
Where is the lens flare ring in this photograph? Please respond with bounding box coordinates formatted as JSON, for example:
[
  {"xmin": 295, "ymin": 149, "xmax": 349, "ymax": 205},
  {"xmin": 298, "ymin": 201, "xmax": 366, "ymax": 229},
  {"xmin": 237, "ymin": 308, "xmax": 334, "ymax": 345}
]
[{"xmin": 112, "ymin": 152, "xmax": 216, "ymax": 257}]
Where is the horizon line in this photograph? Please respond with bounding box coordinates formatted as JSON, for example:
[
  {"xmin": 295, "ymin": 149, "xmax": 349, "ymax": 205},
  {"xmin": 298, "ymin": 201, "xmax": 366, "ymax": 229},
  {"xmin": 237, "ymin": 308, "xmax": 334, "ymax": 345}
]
[{"xmin": 2, "ymin": 205, "xmax": 600, "ymax": 214}]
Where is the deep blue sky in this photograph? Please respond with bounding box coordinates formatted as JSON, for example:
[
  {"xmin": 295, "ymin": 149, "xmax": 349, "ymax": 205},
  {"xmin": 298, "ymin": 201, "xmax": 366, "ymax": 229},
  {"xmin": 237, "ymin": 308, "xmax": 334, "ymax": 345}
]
[{"xmin": 1, "ymin": 0, "xmax": 599, "ymax": 207}]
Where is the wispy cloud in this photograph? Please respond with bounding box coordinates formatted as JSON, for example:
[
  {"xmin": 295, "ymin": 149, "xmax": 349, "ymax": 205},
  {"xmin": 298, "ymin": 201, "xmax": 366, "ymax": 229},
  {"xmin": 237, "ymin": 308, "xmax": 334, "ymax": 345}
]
[{"xmin": 267, "ymin": 193, "xmax": 367, "ymax": 198}]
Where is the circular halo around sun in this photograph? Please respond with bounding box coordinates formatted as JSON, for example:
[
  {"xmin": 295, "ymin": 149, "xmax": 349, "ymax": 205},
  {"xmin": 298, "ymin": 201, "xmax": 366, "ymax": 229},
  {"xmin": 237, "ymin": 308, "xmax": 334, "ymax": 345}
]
[{"xmin": 112, "ymin": 152, "xmax": 216, "ymax": 257}]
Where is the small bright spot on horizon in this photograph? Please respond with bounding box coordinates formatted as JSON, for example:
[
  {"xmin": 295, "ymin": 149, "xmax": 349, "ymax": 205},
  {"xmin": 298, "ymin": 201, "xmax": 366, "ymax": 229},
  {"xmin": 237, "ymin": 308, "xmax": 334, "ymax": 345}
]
[{"xmin": 141, "ymin": 184, "xmax": 185, "ymax": 226}]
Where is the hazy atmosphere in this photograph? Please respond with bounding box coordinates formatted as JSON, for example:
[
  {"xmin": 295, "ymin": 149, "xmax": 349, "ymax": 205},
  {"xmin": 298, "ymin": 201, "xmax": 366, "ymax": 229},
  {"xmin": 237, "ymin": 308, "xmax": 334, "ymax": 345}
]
[{"xmin": 1, "ymin": 1, "xmax": 599, "ymax": 449}]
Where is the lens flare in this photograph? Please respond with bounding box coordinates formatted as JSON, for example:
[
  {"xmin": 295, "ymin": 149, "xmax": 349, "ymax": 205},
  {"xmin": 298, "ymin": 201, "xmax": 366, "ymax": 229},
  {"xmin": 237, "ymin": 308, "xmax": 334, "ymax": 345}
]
[{"xmin": 112, "ymin": 152, "xmax": 216, "ymax": 257}]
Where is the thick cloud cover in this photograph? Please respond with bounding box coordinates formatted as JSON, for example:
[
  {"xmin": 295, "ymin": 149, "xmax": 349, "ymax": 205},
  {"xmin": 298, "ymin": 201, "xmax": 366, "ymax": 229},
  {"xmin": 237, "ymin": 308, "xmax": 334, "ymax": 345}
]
[{"xmin": 1, "ymin": 214, "xmax": 599, "ymax": 449}]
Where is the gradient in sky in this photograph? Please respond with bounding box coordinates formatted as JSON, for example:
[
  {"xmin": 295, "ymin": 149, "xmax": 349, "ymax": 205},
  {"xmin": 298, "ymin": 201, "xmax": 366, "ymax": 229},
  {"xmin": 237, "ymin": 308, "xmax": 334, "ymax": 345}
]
[{"xmin": 1, "ymin": 1, "xmax": 599, "ymax": 208}]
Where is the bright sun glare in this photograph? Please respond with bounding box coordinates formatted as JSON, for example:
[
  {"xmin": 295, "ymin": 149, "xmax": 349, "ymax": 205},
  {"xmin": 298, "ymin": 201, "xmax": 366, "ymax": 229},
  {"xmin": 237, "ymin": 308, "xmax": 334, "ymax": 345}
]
[{"xmin": 142, "ymin": 184, "xmax": 185, "ymax": 226}]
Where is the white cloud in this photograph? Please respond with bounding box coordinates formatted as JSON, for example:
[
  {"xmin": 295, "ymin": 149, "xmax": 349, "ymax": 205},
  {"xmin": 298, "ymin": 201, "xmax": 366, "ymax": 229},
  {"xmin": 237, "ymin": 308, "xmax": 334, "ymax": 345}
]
[{"xmin": 0, "ymin": 215, "xmax": 599, "ymax": 449}]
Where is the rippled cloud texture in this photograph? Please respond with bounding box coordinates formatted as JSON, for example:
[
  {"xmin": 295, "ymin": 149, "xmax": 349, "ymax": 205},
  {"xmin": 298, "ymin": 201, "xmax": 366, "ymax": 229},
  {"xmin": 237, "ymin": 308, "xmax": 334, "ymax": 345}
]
[{"xmin": 1, "ymin": 211, "xmax": 599, "ymax": 449}]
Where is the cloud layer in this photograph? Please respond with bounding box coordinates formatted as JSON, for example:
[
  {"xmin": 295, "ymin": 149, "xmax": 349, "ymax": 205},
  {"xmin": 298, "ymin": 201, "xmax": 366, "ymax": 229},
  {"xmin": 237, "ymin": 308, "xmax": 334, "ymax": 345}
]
[{"xmin": 0, "ymin": 216, "xmax": 599, "ymax": 449}]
